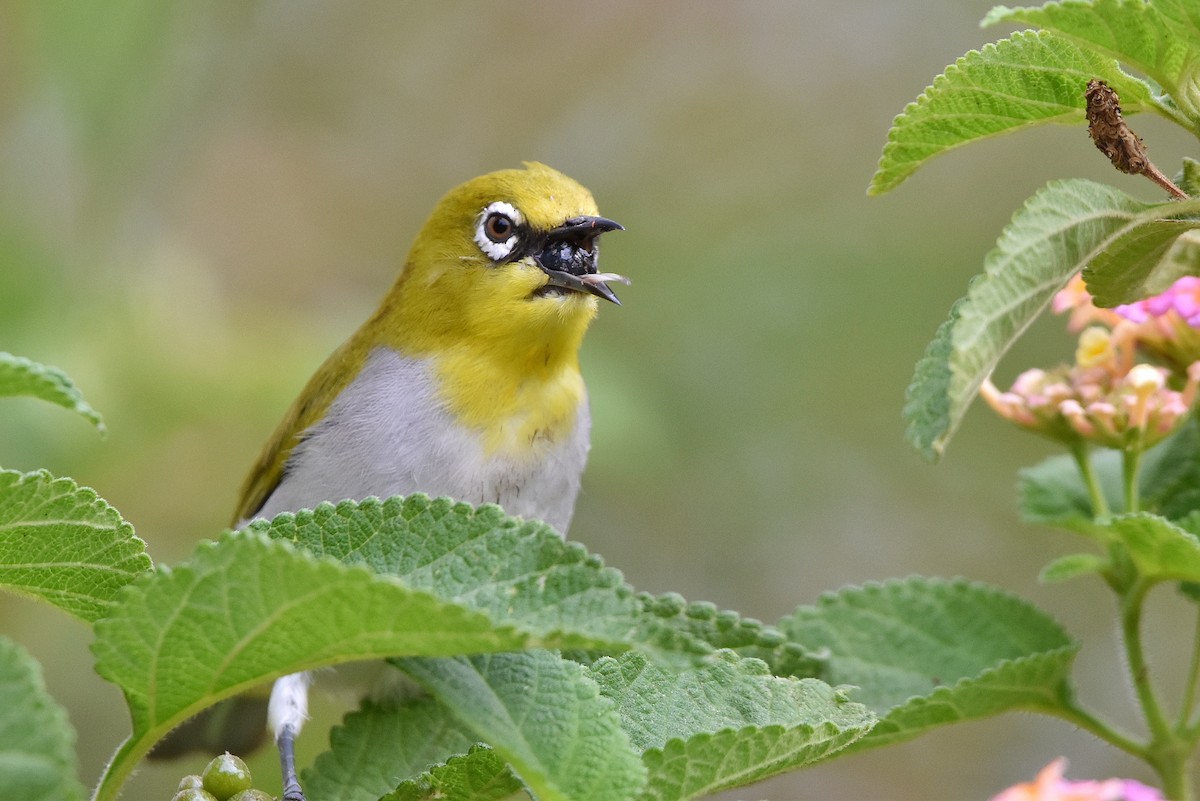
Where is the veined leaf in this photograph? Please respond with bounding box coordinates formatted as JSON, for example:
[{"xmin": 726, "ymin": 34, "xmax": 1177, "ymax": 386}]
[
  {"xmin": 779, "ymin": 577, "xmax": 1078, "ymax": 751},
  {"xmin": 1017, "ymin": 449, "xmax": 1124, "ymax": 534},
  {"xmin": 869, "ymin": 30, "xmax": 1153, "ymax": 195},
  {"xmin": 0, "ymin": 636, "xmax": 84, "ymax": 801},
  {"xmin": 0, "ymin": 352, "xmax": 104, "ymax": 432},
  {"xmin": 1039, "ymin": 552, "xmax": 1108, "ymax": 583},
  {"xmin": 381, "ymin": 747, "xmax": 522, "ymax": 801},
  {"xmin": 590, "ymin": 650, "xmax": 872, "ymax": 801},
  {"xmin": 904, "ymin": 179, "xmax": 1200, "ymax": 459},
  {"xmin": 93, "ymin": 498, "xmax": 691, "ymax": 800},
  {"xmin": 305, "ymin": 698, "xmax": 501, "ymax": 801},
  {"xmin": 1100, "ymin": 512, "xmax": 1200, "ymax": 583},
  {"xmin": 0, "ymin": 469, "xmax": 149, "ymax": 621},
  {"xmin": 986, "ymin": 0, "xmax": 1200, "ymax": 125},
  {"xmin": 259, "ymin": 496, "xmax": 707, "ymax": 658},
  {"xmin": 398, "ymin": 652, "xmax": 647, "ymax": 801},
  {"xmin": 1084, "ymin": 214, "xmax": 1200, "ymax": 307}
]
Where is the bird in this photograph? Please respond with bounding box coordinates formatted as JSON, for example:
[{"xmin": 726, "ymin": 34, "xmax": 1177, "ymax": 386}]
[{"xmin": 157, "ymin": 162, "xmax": 627, "ymax": 801}]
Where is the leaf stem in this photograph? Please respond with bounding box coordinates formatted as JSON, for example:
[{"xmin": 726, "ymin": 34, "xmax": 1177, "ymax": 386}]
[
  {"xmin": 1123, "ymin": 447, "xmax": 1142, "ymax": 514},
  {"xmin": 1071, "ymin": 443, "xmax": 1110, "ymax": 519},
  {"xmin": 1180, "ymin": 608, "xmax": 1200, "ymax": 733},
  {"xmin": 1051, "ymin": 697, "xmax": 1149, "ymax": 760}
]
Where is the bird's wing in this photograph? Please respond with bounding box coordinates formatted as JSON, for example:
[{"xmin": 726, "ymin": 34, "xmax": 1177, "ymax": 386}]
[{"xmin": 233, "ymin": 336, "xmax": 370, "ymax": 525}]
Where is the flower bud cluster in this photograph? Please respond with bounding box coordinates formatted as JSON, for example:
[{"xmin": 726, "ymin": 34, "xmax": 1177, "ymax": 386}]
[{"xmin": 982, "ymin": 275, "xmax": 1200, "ymax": 451}]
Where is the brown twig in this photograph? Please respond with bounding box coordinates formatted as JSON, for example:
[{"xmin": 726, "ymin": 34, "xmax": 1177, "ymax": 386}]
[{"xmin": 1085, "ymin": 79, "xmax": 1188, "ymax": 199}]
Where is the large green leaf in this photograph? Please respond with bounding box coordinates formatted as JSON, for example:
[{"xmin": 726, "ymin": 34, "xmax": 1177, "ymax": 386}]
[
  {"xmin": 0, "ymin": 636, "xmax": 84, "ymax": 801},
  {"xmin": 869, "ymin": 30, "xmax": 1154, "ymax": 195},
  {"xmin": 260, "ymin": 496, "xmax": 707, "ymax": 658},
  {"xmin": 0, "ymin": 352, "xmax": 104, "ymax": 432},
  {"xmin": 779, "ymin": 578, "xmax": 1078, "ymax": 750},
  {"xmin": 398, "ymin": 652, "xmax": 647, "ymax": 801},
  {"xmin": 0, "ymin": 469, "xmax": 149, "ymax": 621},
  {"xmin": 904, "ymin": 179, "xmax": 1197, "ymax": 459},
  {"xmin": 1083, "ymin": 213, "xmax": 1200, "ymax": 307},
  {"xmin": 986, "ymin": 0, "xmax": 1200, "ymax": 125},
  {"xmin": 590, "ymin": 650, "xmax": 872, "ymax": 801},
  {"xmin": 305, "ymin": 698, "xmax": 497, "ymax": 801}
]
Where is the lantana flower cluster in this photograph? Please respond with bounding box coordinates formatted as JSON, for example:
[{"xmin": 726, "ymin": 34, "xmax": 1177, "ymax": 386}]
[
  {"xmin": 990, "ymin": 758, "xmax": 1163, "ymax": 801},
  {"xmin": 982, "ymin": 274, "xmax": 1200, "ymax": 451}
]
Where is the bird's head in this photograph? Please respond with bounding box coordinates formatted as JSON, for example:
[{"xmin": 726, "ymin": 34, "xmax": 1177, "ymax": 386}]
[{"xmin": 380, "ymin": 163, "xmax": 626, "ymax": 355}]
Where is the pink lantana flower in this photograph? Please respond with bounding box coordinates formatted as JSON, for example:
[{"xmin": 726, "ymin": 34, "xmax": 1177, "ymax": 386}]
[
  {"xmin": 991, "ymin": 758, "xmax": 1163, "ymax": 801},
  {"xmin": 981, "ymin": 326, "xmax": 1200, "ymax": 451}
]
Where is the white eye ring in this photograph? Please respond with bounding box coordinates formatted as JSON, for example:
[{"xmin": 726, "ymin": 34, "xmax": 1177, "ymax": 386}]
[{"xmin": 474, "ymin": 201, "xmax": 525, "ymax": 262}]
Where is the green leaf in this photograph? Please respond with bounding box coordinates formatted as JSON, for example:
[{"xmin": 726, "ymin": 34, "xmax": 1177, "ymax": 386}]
[
  {"xmin": 1139, "ymin": 417, "xmax": 1200, "ymax": 520},
  {"xmin": 1017, "ymin": 449, "xmax": 1123, "ymax": 533},
  {"xmin": 398, "ymin": 652, "xmax": 647, "ymax": 801},
  {"xmin": 1083, "ymin": 209, "xmax": 1200, "ymax": 308},
  {"xmin": 0, "ymin": 635, "xmax": 84, "ymax": 801},
  {"xmin": 305, "ymin": 697, "xmax": 495, "ymax": 801},
  {"xmin": 0, "ymin": 469, "xmax": 150, "ymax": 621},
  {"xmin": 634, "ymin": 593, "xmax": 825, "ymax": 679},
  {"xmin": 869, "ymin": 30, "xmax": 1154, "ymax": 195},
  {"xmin": 1099, "ymin": 512, "xmax": 1200, "ymax": 583},
  {"xmin": 0, "ymin": 352, "xmax": 104, "ymax": 432},
  {"xmin": 1039, "ymin": 552, "xmax": 1108, "ymax": 582},
  {"xmin": 779, "ymin": 577, "xmax": 1078, "ymax": 751},
  {"xmin": 91, "ymin": 529, "xmax": 593, "ymax": 800},
  {"xmin": 260, "ymin": 496, "xmax": 707, "ymax": 659},
  {"xmin": 590, "ymin": 650, "xmax": 873, "ymax": 801},
  {"xmin": 381, "ymin": 747, "xmax": 523, "ymax": 801},
  {"xmin": 985, "ymin": 0, "xmax": 1200, "ymax": 124},
  {"xmin": 904, "ymin": 178, "xmax": 1189, "ymax": 459}
]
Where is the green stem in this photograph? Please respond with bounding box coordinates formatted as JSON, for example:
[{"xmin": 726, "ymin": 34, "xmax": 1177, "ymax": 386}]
[
  {"xmin": 1050, "ymin": 698, "xmax": 1149, "ymax": 761},
  {"xmin": 1071, "ymin": 443, "xmax": 1110, "ymax": 519},
  {"xmin": 1180, "ymin": 607, "xmax": 1200, "ymax": 733},
  {"xmin": 1121, "ymin": 580, "xmax": 1193, "ymax": 799},
  {"xmin": 1123, "ymin": 447, "xmax": 1142, "ymax": 514}
]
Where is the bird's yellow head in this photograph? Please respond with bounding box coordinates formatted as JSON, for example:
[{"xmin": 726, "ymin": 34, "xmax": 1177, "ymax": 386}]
[{"xmin": 374, "ymin": 162, "xmax": 626, "ymax": 363}]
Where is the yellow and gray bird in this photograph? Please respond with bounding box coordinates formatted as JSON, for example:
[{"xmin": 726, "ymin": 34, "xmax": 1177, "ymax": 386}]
[{"xmin": 174, "ymin": 163, "xmax": 627, "ymax": 800}]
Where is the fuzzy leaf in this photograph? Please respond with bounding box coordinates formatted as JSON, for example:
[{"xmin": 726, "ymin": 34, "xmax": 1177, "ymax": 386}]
[
  {"xmin": 779, "ymin": 578, "xmax": 1078, "ymax": 750},
  {"xmin": 381, "ymin": 747, "xmax": 522, "ymax": 801},
  {"xmin": 904, "ymin": 179, "xmax": 1195, "ymax": 459},
  {"xmin": 0, "ymin": 352, "xmax": 104, "ymax": 432},
  {"xmin": 1084, "ymin": 215, "xmax": 1200, "ymax": 308},
  {"xmin": 869, "ymin": 30, "xmax": 1153, "ymax": 195},
  {"xmin": 305, "ymin": 697, "xmax": 494, "ymax": 801},
  {"xmin": 1039, "ymin": 553, "xmax": 1108, "ymax": 583},
  {"xmin": 398, "ymin": 652, "xmax": 647, "ymax": 801},
  {"xmin": 1017, "ymin": 450, "xmax": 1123, "ymax": 534},
  {"xmin": 0, "ymin": 469, "xmax": 150, "ymax": 621},
  {"xmin": 590, "ymin": 650, "xmax": 873, "ymax": 801},
  {"xmin": 260, "ymin": 496, "xmax": 706, "ymax": 658},
  {"xmin": 634, "ymin": 593, "xmax": 824, "ymax": 679},
  {"xmin": 0, "ymin": 636, "xmax": 84, "ymax": 801},
  {"xmin": 986, "ymin": 0, "xmax": 1200, "ymax": 122},
  {"xmin": 1100, "ymin": 512, "xmax": 1200, "ymax": 583}
]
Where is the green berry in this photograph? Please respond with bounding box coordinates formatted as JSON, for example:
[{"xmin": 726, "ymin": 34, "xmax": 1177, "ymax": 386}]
[
  {"xmin": 177, "ymin": 775, "xmax": 205, "ymax": 791},
  {"xmin": 227, "ymin": 790, "xmax": 275, "ymax": 801},
  {"xmin": 201, "ymin": 752, "xmax": 252, "ymax": 801},
  {"xmin": 172, "ymin": 789, "xmax": 218, "ymax": 801}
]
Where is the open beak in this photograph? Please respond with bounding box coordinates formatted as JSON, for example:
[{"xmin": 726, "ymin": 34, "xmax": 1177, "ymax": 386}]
[{"xmin": 534, "ymin": 216, "xmax": 628, "ymax": 305}]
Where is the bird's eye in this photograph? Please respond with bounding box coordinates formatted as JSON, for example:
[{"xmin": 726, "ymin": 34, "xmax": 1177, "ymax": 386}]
[
  {"xmin": 474, "ymin": 201, "xmax": 525, "ymax": 262},
  {"xmin": 484, "ymin": 212, "xmax": 513, "ymax": 243}
]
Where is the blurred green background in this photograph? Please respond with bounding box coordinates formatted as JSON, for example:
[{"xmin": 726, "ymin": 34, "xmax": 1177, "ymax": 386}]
[{"xmin": 3, "ymin": 2, "xmax": 1198, "ymax": 798}]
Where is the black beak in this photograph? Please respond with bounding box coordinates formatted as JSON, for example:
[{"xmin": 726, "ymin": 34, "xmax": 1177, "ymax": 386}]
[{"xmin": 534, "ymin": 216, "xmax": 626, "ymax": 304}]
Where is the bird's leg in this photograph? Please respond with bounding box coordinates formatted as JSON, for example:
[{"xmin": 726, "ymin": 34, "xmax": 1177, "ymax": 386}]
[
  {"xmin": 279, "ymin": 723, "xmax": 305, "ymax": 801},
  {"xmin": 269, "ymin": 672, "xmax": 312, "ymax": 801}
]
